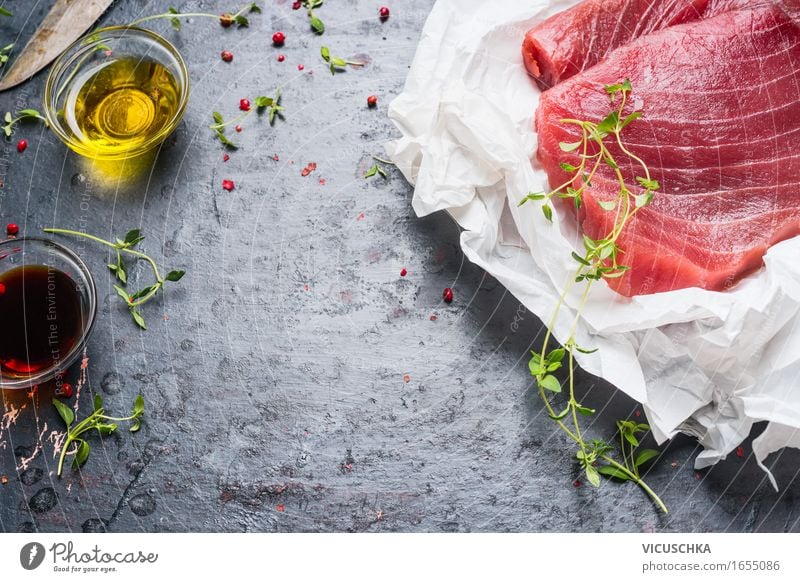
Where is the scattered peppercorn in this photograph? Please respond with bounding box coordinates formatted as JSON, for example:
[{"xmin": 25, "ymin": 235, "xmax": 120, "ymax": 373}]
[
  {"xmin": 239, "ymin": 98, "xmax": 251, "ymax": 111},
  {"xmin": 222, "ymin": 179, "xmax": 235, "ymax": 191},
  {"xmin": 56, "ymin": 382, "xmax": 74, "ymax": 399},
  {"xmin": 379, "ymin": 6, "xmax": 390, "ymax": 20},
  {"xmin": 223, "ymin": 153, "xmax": 230, "ymax": 162},
  {"xmin": 221, "ymin": 50, "xmax": 233, "ymax": 62},
  {"xmin": 220, "ymin": 13, "xmax": 234, "ymax": 27},
  {"xmin": 0, "ymin": 282, "xmax": 6, "ymax": 295},
  {"xmin": 235, "ymin": 124, "xmax": 243, "ymax": 133},
  {"xmin": 400, "ymin": 268, "xmax": 407, "ymax": 277},
  {"xmin": 17, "ymin": 139, "xmax": 27, "ymax": 153},
  {"xmin": 277, "ymin": 54, "xmax": 286, "ymax": 62},
  {"xmin": 292, "ymin": 1, "xmax": 302, "ymax": 9},
  {"xmin": 6, "ymin": 223, "xmax": 19, "ymax": 236},
  {"xmin": 442, "ymin": 287, "xmax": 454, "ymax": 303},
  {"xmin": 367, "ymin": 95, "xmax": 378, "ymax": 108},
  {"xmin": 297, "ymin": 63, "xmax": 304, "ymax": 71},
  {"xmin": 272, "ymin": 31, "xmax": 286, "ymax": 46}
]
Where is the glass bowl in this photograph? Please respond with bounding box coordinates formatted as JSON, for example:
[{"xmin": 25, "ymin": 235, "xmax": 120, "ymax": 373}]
[
  {"xmin": 43, "ymin": 26, "xmax": 190, "ymax": 161},
  {"xmin": 0, "ymin": 238, "xmax": 97, "ymax": 390}
]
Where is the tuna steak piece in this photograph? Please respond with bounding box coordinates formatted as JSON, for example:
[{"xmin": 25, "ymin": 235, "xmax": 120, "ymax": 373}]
[
  {"xmin": 535, "ymin": 5, "xmax": 800, "ymax": 296},
  {"xmin": 523, "ymin": 0, "xmax": 779, "ymax": 89}
]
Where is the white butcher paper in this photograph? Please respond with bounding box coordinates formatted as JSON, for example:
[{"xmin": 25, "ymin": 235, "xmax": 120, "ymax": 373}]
[{"xmin": 387, "ymin": 0, "xmax": 800, "ymax": 486}]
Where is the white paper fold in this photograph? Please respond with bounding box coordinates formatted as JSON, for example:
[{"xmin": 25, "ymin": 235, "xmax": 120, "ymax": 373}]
[{"xmin": 388, "ymin": 0, "xmax": 800, "ymax": 486}]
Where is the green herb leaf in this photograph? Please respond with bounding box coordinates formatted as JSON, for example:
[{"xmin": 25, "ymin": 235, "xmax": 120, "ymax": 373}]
[
  {"xmin": 310, "ymin": 15, "xmax": 325, "ymax": 34},
  {"xmin": 541, "ymin": 204, "xmax": 553, "ymax": 222},
  {"xmin": 585, "ymin": 464, "xmax": 601, "ymax": 487},
  {"xmin": 634, "ymin": 449, "xmax": 660, "ymax": 468},
  {"xmin": 548, "ymin": 405, "xmax": 571, "ymax": 421},
  {"xmin": 598, "ymin": 465, "xmax": 631, "ymax": 481},
  {"xmin": 596, "ymin": 111, "xmax": 619, "ymax": 135},
  {"xmin": 254, "ymin": 96, "xmax": 273, "ymax": 109},
  {"xmin": 576, "ymin": 404, "xmax": 595, "ymax": 416},
  {"xmin": 131, "ymin": 309, "xmax": 147, "ymax": 330},
  {"xmin": 0, "ymin": 7, "xmax": 12, "ymax": 17},
  {"xmin": 559, "ymin": 141, "xmax": 581, "ymax": 153},
  {"xmin": 113, "ymin": 285, "xmax": 131, "ymax": 303},
  {"xmin": 73, "ymin": 440, "xmax": 90, "ymax": 468},
  {"xmin": 93, "ymin": 394, "xmax": 103, "ymax": 412},
  {"xmin": 571, "ymin": 252, "xmax": 590, "ymax": 266},
  {"xmin": 320, "ymin": 46, "xmax": 331, "ymax": 62},
  {"xmin": 636, "ymin": 176, "xmax": 660, "ymax": 191},
  {"xmin": 620, "ymin": 111, "xmax": 643, "ymax": 130},
  {"xmin": 165, "ymin": 270, "xmax": 185, "ymax": 282},
  {"xmin": 52, "ymin": 398, "xmax": 74, "ymax": 427},
  {"xmin": 95, "ymin": 423, "xmax": 117, "ymax": 436},
  {"xmin": 538, "ymin": 374, "xmax": 561, "ymax": 393}
]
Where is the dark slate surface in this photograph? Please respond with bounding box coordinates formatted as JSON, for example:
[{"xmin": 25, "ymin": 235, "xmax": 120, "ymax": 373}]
[{"xmin": 1, "ymin": 0, "xmax": 799, "ymax": 534}]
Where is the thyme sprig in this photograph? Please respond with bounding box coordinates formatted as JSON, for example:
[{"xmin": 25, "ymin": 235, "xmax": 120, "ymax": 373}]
[
  {"xmin": 0, "ymin": 43, "xmax": 13, "ymax": 66},
  {"xmin": 209, "ymin": 89, "xmax": 284, "ymax": 148},
  {"xmin": 520, "ymin": 79, "xmax": 666, "ymax": 513},
  {"xmin": 128, "ymin": 3, "xmax": 261, "ymax": 30},
  {"xmin": 53, "ymin": 394, "xmax": 144, "ymax": 477},
  {"xmin": 2, "ymin": 108, "xmax": 48, "ymax": 137},
  {"xmin": 364, "ymin": 156, "xmax": 395, "ymax": 179},
  {"xmin": 44, "ymin": 228, "xmax": 185, "ymax": 330},
  {"xmin": 302, "ymin": 0, "xmax": 326, "ymax": 34},
  {"xmin": 320, "ymin": 46, "xmax": 364, "ymax": 75}
]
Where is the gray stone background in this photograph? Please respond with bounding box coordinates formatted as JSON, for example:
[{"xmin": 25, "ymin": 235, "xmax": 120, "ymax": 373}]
[{"xmin": 1, "ymin": 0, "xmax": 799, "ymax": 533}]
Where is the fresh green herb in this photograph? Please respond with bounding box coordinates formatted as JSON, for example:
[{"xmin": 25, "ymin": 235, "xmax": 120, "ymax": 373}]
[
  {"xmin": 0, "ymin": 43, "xmax": 13, "ymax": 66},
  {"xmin": 128, "ymin": 3, "xmax": 260, "ymax": 30},
  {"xmin": 209, "ymin": 88, "xmax": 284, "ymax": 147},
  {"xmin": 53, "ymin": 394, "xmax": 144, "ymax": 477},
  {"xmin": 520, "ymin": 80, "xmax": 667, "ymax": 513},
  {"xmin": 43, "ymin": 228, "xmax": 185, "ymax": 330},
  {"xmin": 2, "ymin": 109, "xmax": 48, "ymax": 137},
  {"xmin": 364, "ymin": 156, "xmax": 394, "ymax": 179},
  {"xmin": 320, "ymin": 46, "xmax": 364, "ymax": 76},
  {"xmin": 302, "ymin": 0, "xmax": 325, "ymax": 34},
  {"xmin": 0, "ymin": 7, "xmax": 11, "ymax": 17}
]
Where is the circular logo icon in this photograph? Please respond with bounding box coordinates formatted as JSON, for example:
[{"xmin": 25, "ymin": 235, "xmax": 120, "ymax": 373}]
[{"xmin": 19, "ymin": 542, "xmax": 46, "ymax": 570}]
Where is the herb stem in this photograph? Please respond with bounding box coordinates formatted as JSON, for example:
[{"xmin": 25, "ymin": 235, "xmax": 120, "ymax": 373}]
[
  {"xmin": 600, "ymin": 454, "xmax": 668, "ymax": 514},
  {"xmin": 128, "ymin": 12, "xmax": 218, "ymax": 26}
]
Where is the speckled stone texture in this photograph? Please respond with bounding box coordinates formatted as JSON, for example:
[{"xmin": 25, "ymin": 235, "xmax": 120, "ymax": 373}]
[{"xmin": 1, "ymin": 0, "xmax": 799, "ymax": 533}]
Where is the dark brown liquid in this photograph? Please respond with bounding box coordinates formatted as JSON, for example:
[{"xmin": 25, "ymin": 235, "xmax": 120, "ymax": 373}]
[{"xmin": 0, "ymin": 265, "xmax": 84, "ymax": 376}]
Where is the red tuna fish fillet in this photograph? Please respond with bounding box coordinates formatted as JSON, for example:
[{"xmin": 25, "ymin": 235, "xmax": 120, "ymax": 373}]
[
  {"xmin": 535, "ymin": 5, "xmax": 800, "ymax": 296},
  {"xmin": 523, "ymin": 0, "xmax": 778, "ymax": 89}
]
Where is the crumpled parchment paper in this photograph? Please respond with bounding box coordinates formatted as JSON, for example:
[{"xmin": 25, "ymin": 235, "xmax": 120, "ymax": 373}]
[{"xmin": 387, "ymin": 0, "xmax": 800, "ymax": 487}]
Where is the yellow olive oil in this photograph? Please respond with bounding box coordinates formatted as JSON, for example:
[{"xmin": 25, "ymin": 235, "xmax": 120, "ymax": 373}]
[{"xmin": 64, "ymin": 56, "xmax": 181, "ymax": 158}]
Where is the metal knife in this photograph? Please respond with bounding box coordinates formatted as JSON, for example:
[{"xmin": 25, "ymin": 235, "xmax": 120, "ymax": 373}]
[{"xmin": 0, "ymin": 0, "xmax": 115, "ymax": 92}]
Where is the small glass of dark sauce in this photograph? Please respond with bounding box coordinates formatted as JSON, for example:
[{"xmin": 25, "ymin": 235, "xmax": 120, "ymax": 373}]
[{"xmin": 0, "ymin": 238, "xmax": 96, "ymax": 389}]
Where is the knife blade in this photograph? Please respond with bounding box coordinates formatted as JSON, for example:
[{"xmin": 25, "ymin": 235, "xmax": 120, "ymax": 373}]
[{"xmin": 0, "ymin": 0, "xmax": 115, "ymax": 92}]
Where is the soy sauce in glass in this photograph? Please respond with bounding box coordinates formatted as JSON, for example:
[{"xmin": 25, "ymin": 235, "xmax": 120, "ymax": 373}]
[{"xmin": 0, "ymin": 264, "xmax": 84, "ymax": 376}]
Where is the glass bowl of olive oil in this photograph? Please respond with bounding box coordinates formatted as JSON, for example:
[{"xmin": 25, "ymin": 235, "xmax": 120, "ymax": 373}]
[
  {"xmin": 44, "ymin": 26, "xmax": 189, "ymax": 161},
  {"xmin": 0, "ymin": 238, "xmax": 97, "ymax": 390}
]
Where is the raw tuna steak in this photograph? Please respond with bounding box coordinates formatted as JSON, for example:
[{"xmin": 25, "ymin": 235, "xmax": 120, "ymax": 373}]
[
  {"xmin": 523, "ymin": 0, "xmax": 779, "ymax": 89},
  {"xmin": 535, "ymin": 5, "xmax": 800, "ymax": 296}
]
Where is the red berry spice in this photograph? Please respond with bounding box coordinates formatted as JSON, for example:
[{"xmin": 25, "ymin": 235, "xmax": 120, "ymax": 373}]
[
  {"xmin": 239, "ymin": 98, "xmax": 251, "ymax": 111},
  {"xmin": 572, "ymin": 479, "xmax": 582, "ymax": 487},
  {"xmin": 292, "ymin": 0, "xmax": 302, "ymax": 9},
  {"xmin": 297, "ymin": 64, "xmax": 304, "ymax": 71},
  {"xmin": 0, "ymin": 282, "xmax": 5, "ymax": 295},
  {"xmin": 16, "ymin": 139, "xmax": 27, "ymax": 153},
  {"xmin": 736, "ymin": 446, "xmax": 744, "ymax": 458},
  {"xmin": 272, "ymin": 31, "xmax": 286, "ymax": 46},
  {"xmin": 379, "ymin": 6, "xmax": 390, "ymax": 20},
  {"xmin": 442, "ymin": 287, "xmax": 454, "ymax": 303},
  {"xmin": 222, "ymin": 179, "xmax": 235, "ymax": 191},
  {"xmin": 367, "ymin": 95, "xmax": 378, "ymax": 108},
  {"xmin": 6, "ymin": 223, "xmax": 19, "ymax": 236},
  {"xmin": 277, "ymin": 54, "xmax": 285, "ymax": 62},
  {"xmin": 276, "ymin": 504, "xmax": 285, "ymax": 512},
  {"xmin": 220, "ymin": 13, "xmax": 234, "ymax": 27},
  {"xmin": 221, "ymin": 50, "xmax": 233, "ymax": 62},
  {"xmin": 235, "ymin": 124, "xmax": 242, "ymax": 133},
  {"xmin": 56, "ymin": 382, "xmax": 74, "ymax": 399},
  {"xmin": 223, "ymin": 153, "xmax": 230, "ymax": 162},
  {"xmin": 400, "ymin": 267, "xmax": 407, "ymax": 277}
]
